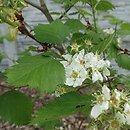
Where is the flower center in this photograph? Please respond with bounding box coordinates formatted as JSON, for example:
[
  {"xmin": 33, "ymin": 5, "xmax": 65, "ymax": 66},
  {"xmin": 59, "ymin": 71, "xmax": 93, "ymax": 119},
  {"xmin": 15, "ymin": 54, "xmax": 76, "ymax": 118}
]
[
  {"xmin": 80, "ymin": 59, "xmax": 85, "ymax": 65},
  {"xmin": 110, "ymin": 96, "xmax": 120, "ymax": 106},
  {"xmin": 97, "ymin": 95, "xmax": 104, "ymax": 104},
  {"xmin": 126, "ymin": 110, "xmax": 130, "ymax": 115},
  {"xmin": 110, "ymin": 120, "xmax": 120, "ymax": 129},
  {"xmin": 71, "ymin": 71, "xmax": 79, "ymax": 80},
  {"xmin": 71, "ymin": 43, "xmax": 80, "ymax": 51}
]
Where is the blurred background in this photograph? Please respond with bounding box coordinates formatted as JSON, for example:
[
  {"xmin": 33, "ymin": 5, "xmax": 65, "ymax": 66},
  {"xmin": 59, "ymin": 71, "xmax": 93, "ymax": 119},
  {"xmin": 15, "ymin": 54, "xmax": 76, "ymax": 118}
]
[{"xmin": 0, "ymin": 0, "xmax": 130, "ymax": 72}]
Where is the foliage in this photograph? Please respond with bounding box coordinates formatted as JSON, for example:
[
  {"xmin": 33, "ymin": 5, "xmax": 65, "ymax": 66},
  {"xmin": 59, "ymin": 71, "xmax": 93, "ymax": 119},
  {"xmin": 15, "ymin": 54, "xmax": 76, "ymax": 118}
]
[
  {"xmin": 0, "ymin": 90, "xmax": 32, "ymax": 125},
  {"xmin": 32, "ymin": 92, "xmax": 93, "ymax": 129},
  {"xmin": 6, "ymin": 55, "xmax": 65, "ymax": 92},
  {"xmin": 34, "ymin": 20, "xmax": 71, "ymax": 44},
  {"xmin": 0, "ymin": 0, "xmax": 130, "ymax": 130}
]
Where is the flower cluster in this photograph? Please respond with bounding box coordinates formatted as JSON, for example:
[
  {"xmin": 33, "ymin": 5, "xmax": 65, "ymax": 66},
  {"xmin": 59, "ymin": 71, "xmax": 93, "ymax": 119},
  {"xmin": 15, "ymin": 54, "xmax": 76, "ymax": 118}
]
[
  {"xmin": 60, "ymin": 50, "xmax": 110, "ymax": 87},
  {"xmin": 90, "ymin": 85, "xmax": 130, "ymax": 129}
]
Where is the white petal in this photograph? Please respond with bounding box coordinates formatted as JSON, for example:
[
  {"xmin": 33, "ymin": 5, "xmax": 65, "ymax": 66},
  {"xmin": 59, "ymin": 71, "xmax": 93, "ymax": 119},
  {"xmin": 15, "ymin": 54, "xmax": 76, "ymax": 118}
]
[
  {"xmin": 63, "ymin": 54, "xmax": 72, "ymax": 61},
  {"xmin": 116, "ymin": 112, "xmax": 126, "ymax": 124},
  {"xmin": 65, "ymin": 78, "xmax": 74, "ymax": 86},
  {"xmin": 101, "ymin": 101, "xmax": 109, "ymax": 110},
  {"xmin": 90, "ymin": 104, "xmax": 103, "ymax": 118},
  {"xmin": 97, "ymin": 60, "xmax": 105, "ymax": 68},
  {"xmin": 92, "ymin": 69, "xmax": 103, "ymax": 82},
  {"xmin": 114, "ymin": 89, "xmax": 121, "ymax": 101},
  {"xmin": 105, "ymin": 60, "xmax": 110, "ymax": 67},
  {"xmin": 73, "ymin": 78, "xmax": 83, "ymax": 87},
  {"xmin": 126, "ymin": 115, "xmax": 130, "ymax": 125},
  {"xmin": 60, "ymin": 61, "xmax": 69, "ymax": 67},
  {"xmin": 92, "ymin": 70, "xmax": 99, "ymax": 82},
  {"xmin": 124, "ymin": 103, "xmax": 130, "ymax": 114},
  {"xmin": 97, "ymin": 71, "xmax": 103, "ymax": 82},
  {"xmin": 103, "ymin": 67, "xmax": 110, "ymax": 77},
  {"xmin": 102, "ymin": 85, "xmax": 110, "ymax": 100},
  {"xmin": 79, "ymin": 68, "xmax": 88, "ymax": 80}
]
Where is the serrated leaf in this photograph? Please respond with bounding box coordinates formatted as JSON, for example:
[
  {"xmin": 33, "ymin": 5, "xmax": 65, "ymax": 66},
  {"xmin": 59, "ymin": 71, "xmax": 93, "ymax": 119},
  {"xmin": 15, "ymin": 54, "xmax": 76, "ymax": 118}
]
[
  {"xmin": 93, "ymin": 33, "xmax": 115, "ymax": 54},
  {"xmin": 96, "ymin": 0, "xmax": 115, "ymax": 11},
  {"xmin": 32, "ymin": 92, "xmax": 93, "ymax": 129},
  {"xmin": 34, "ymin": 20, "xmax": 70, "ymax": 44},
  {"xmin": 6, "ymin": 55, "xmax": 65, "ymax": 92},
  {"xmin": 116, "ymin": 54, "xmax": 130, "ymax": 70},
  {"xmin": 0, "ymin": 90, "xmax": 32, "ymax": 125},
  {"xmin": 65, "ymin": 19, "xmax": 86, "ymax": 32},
  {"xmin": 107, "ymin": 41, "xmax": 118, "ymax": 59}
]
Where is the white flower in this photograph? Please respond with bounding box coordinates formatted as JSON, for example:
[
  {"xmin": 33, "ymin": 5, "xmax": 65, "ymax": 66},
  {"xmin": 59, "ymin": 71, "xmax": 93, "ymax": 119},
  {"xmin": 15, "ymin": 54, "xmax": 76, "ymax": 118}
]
[
  {"xmin": 124, "ymin": 103, "xmax": 130, "ymax": 125},
  {"xmin": 90, "ymin": 85, "xmax": 110, "ymax": 118},
  {"xmin": 91, "ymin": 58, "xmax": 110, "ymax": 82},
  {"xmin": 75, "ymin": 49, "xmax": 92, "ymax": 68},
  {"xmin": 65, "ymin": 62, "xmax": 87, "ymax": 87},
  {"xmin": 92, "ymin": 68, "xmax": 103, "ymax": 82},
  {"xmin": 110, "ymin": 89, "xmax": 121, "ymax": 107},
  {"xmin": 103, "ymin": 28, "xmax": 115, "ymax": 35},
  {"xmin": 60, "ymin": 54, "xmax": 73, "ymax": 67},
  {"xmin": 85, "ymin": 52, "xmax": 96, "ymax": 68}
]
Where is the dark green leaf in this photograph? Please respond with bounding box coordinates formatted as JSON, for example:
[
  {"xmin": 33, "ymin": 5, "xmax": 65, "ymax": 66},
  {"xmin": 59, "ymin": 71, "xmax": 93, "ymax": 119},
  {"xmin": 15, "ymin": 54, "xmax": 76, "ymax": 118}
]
[
  {"xmin": 32, "ymin": 92, "xmax": 93, "ymax": 129},
  {"xmin": 6, "ymin": 55, "xmax": 65, "ymax": 92},
  {"xmin": 65, "ymin": 19, "xmax": 86, "ymax": 32},
  {"xmin": 96, "ymin": 0, "xmax": 115, "ymax": 11},
  {"xmin": 116, "ymin": 54, "xmax": 130, "ymax": 70},
  {"xmin": 0, "ymin": 90, "xmax": 32, "ymax": 125},
  {"xmin": 34, "ymin": 20, "xmax": 70, "ymax": 44}
]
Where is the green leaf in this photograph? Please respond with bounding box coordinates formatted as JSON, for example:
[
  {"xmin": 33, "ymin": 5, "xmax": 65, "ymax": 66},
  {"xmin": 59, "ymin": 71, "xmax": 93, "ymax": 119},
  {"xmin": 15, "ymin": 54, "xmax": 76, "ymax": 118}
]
[
  {"xmin": 95, "ymin": 0, "xmax": 115, "ymax": 11},
  {"xmin": 0, "ymin": 90, "xmax": 32, "ymax": 125},
  {"xmin": 107, "ymin": 41, "xmax": 118, "ymax": 59},
  {"xmin": 65, "ymin": 19, "xmax": 86, "ymax": 32},
  {"xmin": 119, "ymin": 23, "xmax": 130, "ymax": 35},
  {"xmin": 121, "ymin": 23, "xmax": 130, "ymax": 31},
  {"xmin": 6, "ymin": 55, "xmax": 65, "ymax": 92},
  {"xmin": 34, "ymin": 20, "xmax": 70, "ymax": 44},
  {"xmin": 32, "ymin": 92, "xmax": 93, "ymax": 129},
  {"xmin": 93, "ymin": 33, "xmax": 115, "ymax": 54},
  {"xmin": 116, "ymin": 54, "xmax": 130, "ymax": 70}
]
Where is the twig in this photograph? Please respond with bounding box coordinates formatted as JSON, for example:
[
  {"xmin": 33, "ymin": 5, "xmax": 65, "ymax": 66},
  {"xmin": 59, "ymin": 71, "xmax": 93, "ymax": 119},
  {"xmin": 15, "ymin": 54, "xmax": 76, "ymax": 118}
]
[
  {"xmin": 119, "ymin": 48, "xmax": 130, "ymax": 56},
  {"xmin": 0, "ymin": 82, "xmax": 14, "ymax": 90},
  {"xmin": 25, "ymin": 0, "xmax": 53, "ymax": 23},
  {"xmin": 25, "ymin": 0, "xmax": 42, "ymax": 10},
  {"xmin": 78, "ymin": 119, "xmax": 84, "ymax": 130},
  {"xmin": 89, "ymin": 0, "xmax": 97, "ymax": 32},
  {"xmin": 39, "ymin": 0, "xmax": 53, "ymax": 23},
  {"xmin": 59, "ymin": 6, "xmax": 73, "ymax": 19}
]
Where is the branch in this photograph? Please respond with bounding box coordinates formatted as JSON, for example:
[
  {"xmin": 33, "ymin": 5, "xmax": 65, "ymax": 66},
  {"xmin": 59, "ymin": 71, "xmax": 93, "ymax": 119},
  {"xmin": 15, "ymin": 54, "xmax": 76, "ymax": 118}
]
[
  {"xmin": 0, "ymin": 82, "xmax": 14, "ymax": 90},
  {"xmin": 59, "ymin": 6, "xmax": 73, "ymax": 19},
  {"xmin": 25, "ymin": 0, "xmax": 53, "ymax": 23},
  {"xmin": 25, "ymin": 0, "xmax": 42, "ymax": 10},
  {"xmin": 39, "ymin": 0, "xmax": 53, "ymax": 23}
]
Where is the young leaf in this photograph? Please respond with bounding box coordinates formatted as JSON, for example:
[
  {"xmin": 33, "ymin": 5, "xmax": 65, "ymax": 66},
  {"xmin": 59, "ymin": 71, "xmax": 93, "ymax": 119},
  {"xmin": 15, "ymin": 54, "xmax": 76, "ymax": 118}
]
[
  {"xmin": 34, "ymin": 20, "xmax": 70, "ymax": 44},
  {"xmin": 116, "ymin": 54, "xmax": 130, "ymax": 70},
  {"xmin": 65, "ymin": 19, "xmax": 86, "ymax": 32},
  {"xmin": 32, "ymin": 92, "xmax": 94, "ymax": 129},
  {"xmin": 95, "ymin": 0, "xmax": 115, "ymax": 11},
  {"xmin": 6, "ymin": 55, "xmax": 65, "ymax": 92},
  {"xmin": 0, "ymin": 90, "xmax": 32, "ymax": 125}
]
